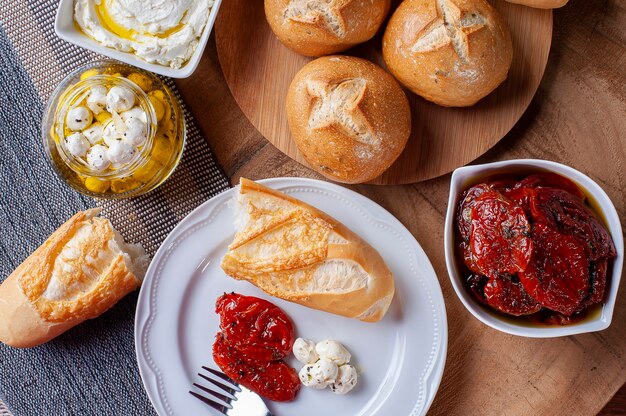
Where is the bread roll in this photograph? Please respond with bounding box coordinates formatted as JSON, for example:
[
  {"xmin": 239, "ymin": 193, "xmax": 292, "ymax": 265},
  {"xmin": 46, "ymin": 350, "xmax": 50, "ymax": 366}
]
[
  {"xmin": 221, "ymin": 178, "xmax": 395, "ymax": 322},
  {"xmin": 383, "ymin": 0, "xmax": 513, "ymax": 107},
  {"xmin": 0, "ymin": 209, "xmax": 148, "ymax": 348},
  {"xmin": 286, "ymin": 55, "xmax": 411, "ymax": 183},
  {"xmin": 505, "ymin": 0, "xmax": 568, "ymax": 8},
  {"xmin": 265, "ymin": 0, "xmax": 391, "ymax": 56}
]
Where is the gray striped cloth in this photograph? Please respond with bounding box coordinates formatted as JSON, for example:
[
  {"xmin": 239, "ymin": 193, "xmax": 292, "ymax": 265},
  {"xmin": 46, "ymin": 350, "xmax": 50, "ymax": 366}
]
[{"xmin": 0, "ymin": 1, "xmax": 230, "ymax": 414}]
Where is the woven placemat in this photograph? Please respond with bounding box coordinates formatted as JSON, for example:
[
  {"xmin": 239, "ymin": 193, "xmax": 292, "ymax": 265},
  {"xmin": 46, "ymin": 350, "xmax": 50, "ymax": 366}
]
[{"xmin": 0, "ymin": 1, "xmax": 230, "ymax": 414}]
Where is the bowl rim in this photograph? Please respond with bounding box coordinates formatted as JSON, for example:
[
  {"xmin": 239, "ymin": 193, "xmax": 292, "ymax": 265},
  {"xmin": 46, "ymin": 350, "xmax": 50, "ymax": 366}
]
[
  {"xmin": 53, "ymin": 0, "xmax": 223, "ymax": 78},
  {"xmin": 444, "ymin": 158, "xmax": 624, "ymax": 338}
]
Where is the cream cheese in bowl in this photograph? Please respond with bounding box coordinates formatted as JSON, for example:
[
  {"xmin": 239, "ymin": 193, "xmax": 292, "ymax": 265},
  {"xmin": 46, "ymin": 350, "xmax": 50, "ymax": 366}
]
[{"xmin": 74, "ymin": 0, "xmax": 215, "ymax": 69}]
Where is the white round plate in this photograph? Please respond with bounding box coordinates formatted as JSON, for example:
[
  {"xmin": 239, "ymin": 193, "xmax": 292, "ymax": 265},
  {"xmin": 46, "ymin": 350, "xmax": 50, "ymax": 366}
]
[{"xmin": 135, "ymin": 178, "xmax": 448, "ymax": 416}]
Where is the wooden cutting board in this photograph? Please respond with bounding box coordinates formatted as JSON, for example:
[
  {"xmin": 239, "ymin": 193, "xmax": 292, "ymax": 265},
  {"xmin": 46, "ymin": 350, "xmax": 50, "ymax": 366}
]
[
  {"xmin": 214, "ymin": 0, "xmax": 553, "ymax": 184},
  {"xmin": 176, "ymin": 1, "xmax": 626, "ymax": 412}
]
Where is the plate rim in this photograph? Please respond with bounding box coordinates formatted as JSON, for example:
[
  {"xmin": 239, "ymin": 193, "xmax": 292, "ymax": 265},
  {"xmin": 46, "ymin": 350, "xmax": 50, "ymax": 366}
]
[{"xmin": 135, "ymin": 177, "xmax": 448, "ymax": 415}]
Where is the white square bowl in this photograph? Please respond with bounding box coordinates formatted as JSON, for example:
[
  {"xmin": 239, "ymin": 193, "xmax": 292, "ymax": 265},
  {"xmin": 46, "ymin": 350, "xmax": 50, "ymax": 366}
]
[
  {"xmin": 444, "ymin": 159, "xmax": 624, "ymax": 338},
  {"xmin": 54, "ymin": 0, "xmax": 222, "ymax": 78}
]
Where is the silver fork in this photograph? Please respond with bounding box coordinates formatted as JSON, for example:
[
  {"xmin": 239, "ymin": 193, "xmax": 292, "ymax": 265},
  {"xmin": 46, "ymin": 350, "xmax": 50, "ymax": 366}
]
[{"xmin": 189, "ymin": 366, "xmax": 274, "ymax": 416}]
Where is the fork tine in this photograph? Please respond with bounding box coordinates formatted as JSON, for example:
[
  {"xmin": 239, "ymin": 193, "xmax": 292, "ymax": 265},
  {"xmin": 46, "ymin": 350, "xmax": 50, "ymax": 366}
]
[
  {"xmin": 193, "ymin": 381, "xmax": 235, "ymax": 404},
  {"xmin": 189, "ymin": 391, "xmax": 229, "ymax": 415},
  {"xmin": 202, "ymin": 366, "xmax": 241, "ymax": 391},
  {"xmin": 198, "ymin": 372, "xmax": 239, "ymax": 396},
  {"xmin": 202, "ymin": 366, "xmax": 237, "ymax": 386}
]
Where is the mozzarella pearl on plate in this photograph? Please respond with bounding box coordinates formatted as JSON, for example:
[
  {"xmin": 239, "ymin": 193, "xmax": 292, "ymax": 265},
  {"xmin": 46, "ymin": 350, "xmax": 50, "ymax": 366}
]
[
  {"xmin": 293, "ymin": 338, "xmax": 319, "ymax": 365},
  {"xmin": 87, "ymin": 145, "xmax": 111, "ymax": 171},
  {"xmin": 330, "ymin": 365, "xmax": 358, "ymax": 395},
  {"xmin": 299, "ymin": 365, "xmax": 324, "ymax": 389},
  {"xmin": 86, "ymin": 85, "xmax": 107, "ymax": 114},
  {"xmin": 65, "ymin": 132, "xmax": 89, "ymax": 158},
  {"xmin": 299, "ymin": 359, "xmax": 338, "ymax": 389},
  {"xmin": 311, "ymin": 359, "xmax": 338, "ymax": 387},
  {"xmin": 106, "ymin": 86, "xmax": 135, "ymax": 113},
  {"xmin": 107, "ymin": 140, "xmax": 136, "ymax": 164},
  {"xmin": 295, "ymin": 338, "xmax": 358, "ymax": 394},
  {"xmin": 66, "ymin": 106, "xmax": 93, "ymax": 131},
  {"xmin": 316, "ymin": 340, "xmax": 351, "ymax": 365}
]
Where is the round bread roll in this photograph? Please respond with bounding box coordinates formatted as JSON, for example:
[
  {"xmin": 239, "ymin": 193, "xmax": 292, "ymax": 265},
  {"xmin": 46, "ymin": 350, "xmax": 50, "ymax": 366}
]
[
  {"xmin": 505, "ymin": 0, "xmax": 568, "ymax": 8},
  {"xmin": 286, "ymin": 56, "xmax": 411, "ymax": 184},
  {"xmin": 265, "ymin": 0, "xmax": 391, "ymax": 57},
  {"xmin": 382, "ymin": 0, "xmax": 513, "ymax": 107}
]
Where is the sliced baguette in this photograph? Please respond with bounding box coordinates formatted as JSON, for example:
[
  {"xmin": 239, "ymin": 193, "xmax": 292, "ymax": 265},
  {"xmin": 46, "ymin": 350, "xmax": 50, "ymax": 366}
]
[{"xmin": 221, "ymin": 178, "xmax": 395, "ymax": 322}]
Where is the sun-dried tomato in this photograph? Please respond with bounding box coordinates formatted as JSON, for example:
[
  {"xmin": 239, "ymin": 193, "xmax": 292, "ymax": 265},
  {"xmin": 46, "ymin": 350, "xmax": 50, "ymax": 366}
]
[
  {"xmin": 469, "ymin": 192, "xmax": 533, "ymax": 276},
  {"xmin": 514, "ymin": 172, "xmax": 585, "ymax": 200},
  {"xmin": 213, "ymin": 334, "xmax": 300, "ymax": 402},
  {"xmin": 467, "ymin": 274, "xmax": 489, "ymax": 305},
  {"xmin": 530, "ymin": 188, "xmax": 616, "ymax": 261},
  {"xmin": 213, "ymin": 293, "xmax": 299, "ymax": 402},
  {"xmin": 457, "ymin": 184, "xmax": 491, "ymax": 241},
  {"xmin": 504, "ymin": 186, "xmax": 535, "ymax": 216},
  {"xmin": 459, "ymin": 240, "xmax": 481, "ymax": 274},
  {"xmin": 519, "ymin": 223, "xmax": 590, "ymax": 316},
  {"xmin": 486, "ymin": 175, "xmax": 518, "ymax": 193},
  {"xmin": 456, "ymin": 172, "xmax": 616, "ymax": 323},
  {"xmin": 216, "ymin": 293, "xmax": 294, "ymax": 362},
  {"xmin": 586, "ymin": 258, "xmax": 608, "ymax": 306},
  {"xmin": 531, "ymin": 309, "xmax": 587, "ymax": 325},
  {"xmin": 483, "ymin": 275, "xmax": 542, "ymax": 316}
]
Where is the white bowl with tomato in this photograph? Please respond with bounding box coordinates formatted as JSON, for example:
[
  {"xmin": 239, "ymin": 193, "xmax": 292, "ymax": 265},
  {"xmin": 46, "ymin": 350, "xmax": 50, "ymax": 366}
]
[{"xmin": 444, "ymin": 159, "xmax": 623, "ymax": 337}]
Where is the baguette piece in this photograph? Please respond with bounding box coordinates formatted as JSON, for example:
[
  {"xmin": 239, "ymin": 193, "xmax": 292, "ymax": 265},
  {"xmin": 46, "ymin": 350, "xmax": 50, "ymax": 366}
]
[
  {"xmin": 221, "ymin": 178, "xmax": 395, "ymax": 322},
  {"xmin": 505, "ymin": 0, "xmax": 568, "ymax": 8},
  {"xmin": 0, "ymin": 209, "xmax": 149, "ymax": 348},
  {"xmin": 265, "ymin": 0, "xmax": 391, "ymax": 57}
]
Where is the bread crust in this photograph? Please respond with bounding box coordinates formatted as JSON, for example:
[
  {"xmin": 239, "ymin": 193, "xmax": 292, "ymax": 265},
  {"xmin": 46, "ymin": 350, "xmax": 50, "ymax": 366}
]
[
  {"xmin": 382, "ymin": 0, "xmax": 513, "ymax": 107},
  {"xmin": 505, "ymin": 0, "xmax": 568, "ymax": 8},
  {"xmin": 0, "ymin": 209, "xmax": 146, "ymax": 348},
  {"xmin": 221, "ymin": 178, "xmax": 395, "ymax": 322},
  {"xmin": 265, "ymin": 0, "xmax": 391, "ymax": 56},
  {"xmin": 0, "ymin": 272, "xmax": 78, "ymax": 348},
  {"xmin": 286, "ymin": 56, "xmax": 411, "ymax": 183}
]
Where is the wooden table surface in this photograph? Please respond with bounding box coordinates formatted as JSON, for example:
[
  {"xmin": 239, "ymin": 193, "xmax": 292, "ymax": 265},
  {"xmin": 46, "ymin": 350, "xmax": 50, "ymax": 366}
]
[{"xmin": 176, "ymin": 0, "xmax": 626, "ymax": 414}]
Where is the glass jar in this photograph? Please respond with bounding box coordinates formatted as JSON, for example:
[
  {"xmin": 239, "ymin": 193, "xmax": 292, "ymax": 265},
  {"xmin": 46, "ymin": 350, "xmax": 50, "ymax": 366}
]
[{"xmin": 42, "ymin": 61, "xmax": 186, "ymax": 198}]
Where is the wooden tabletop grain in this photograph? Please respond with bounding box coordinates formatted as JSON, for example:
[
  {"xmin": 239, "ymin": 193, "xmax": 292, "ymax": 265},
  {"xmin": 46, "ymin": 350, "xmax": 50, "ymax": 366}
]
[{"xmin": 175, "ymin": 0, "xmax": 626, "ymax": 414}]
